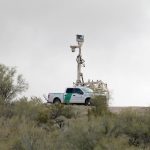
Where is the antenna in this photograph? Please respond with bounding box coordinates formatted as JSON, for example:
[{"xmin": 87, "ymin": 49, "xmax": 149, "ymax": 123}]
[{"xmin": 70, "ymin": 34, "xmax": 85, "ymax": 86}]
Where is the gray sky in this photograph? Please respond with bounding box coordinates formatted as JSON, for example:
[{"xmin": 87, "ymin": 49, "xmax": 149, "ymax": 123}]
[{"xmin": 0, "ymin": 0, "xmax": 150, "ymax": 106}]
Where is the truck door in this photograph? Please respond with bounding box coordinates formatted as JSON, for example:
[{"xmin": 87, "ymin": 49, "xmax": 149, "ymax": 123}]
[
  {"xmin": 64, "ymin": 88, "xmax": 74, "ymax": 103},
  {"xmin": 71, "ymin": 88, "xmax": 84, "ymax": 103}
]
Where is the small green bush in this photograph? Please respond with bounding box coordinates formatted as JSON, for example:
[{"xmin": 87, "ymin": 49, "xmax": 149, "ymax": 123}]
[
  {"xmin": 90, "ymin": 95, "xmax": 109, "ymax": 116},
  {"xmin": 48, "ymin": 104, "xmax": 75, "ymax": 119},
  {"xmin": 12, "ymin": 97, "xmax": 43, "ymax": 121},
  {"xmin": 37, "ymin": 108, "xmax": 49, "ymax": 124}
]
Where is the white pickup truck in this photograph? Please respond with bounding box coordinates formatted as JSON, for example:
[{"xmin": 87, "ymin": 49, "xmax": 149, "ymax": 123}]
[{"xmin": 47, "ymin": 87, "xmax": 94, "ymax": 105}]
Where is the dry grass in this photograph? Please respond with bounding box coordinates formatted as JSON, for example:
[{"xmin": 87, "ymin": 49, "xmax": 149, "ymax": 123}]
[{"xmin": 63, "ymin": 105, "xmax": 150, "ymax": 116}]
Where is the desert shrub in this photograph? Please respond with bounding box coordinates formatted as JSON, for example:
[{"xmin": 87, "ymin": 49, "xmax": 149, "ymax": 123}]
[
  {"xmin": 36, "ymin": 104, "xmax": 76, "ymax": 130},
  {"xmin": 0, "ymin": 103, "xmax": 14, "ymax": 118},
  {"xmin": 0, "ymin": 102, "xmax": 149, "ymax": 150},
  {"xmin": 57, "ymin": 109, "xmax": 150, "ymax": 149},
  {"xmin": 54, "ymin": 120, "xmax": 100, "ymax": 150},
  {"xmin": 48, "ymin": 104, "xmax": 75, "ymax": 119},
  {"xmin": 90, "ymin": 95, "xmax": 109, "ymax": 116},
  {"xmin": 44, "ymin": 104, "xmax": 76, "ymax": 129},
  {"xmin": 11, "ymin": 140, "xmax": 24, "ymax": 150},
  {"xmin": 12, "ymin": 97, "xmax": 43, "ymax": 121},
  {"xmin": 36, "ymin": 107, "xmax": 49, "ymax": 124},
  {"xmin": 0, "ymin": 116, "xmax": 54, "ymax": 150},
  {"xmin": 94, "ymin": 136, "xmax": 131, "ymax": 150},
  {"xmin": 0, "ymin": 114, "xmax": 126, "ymax": 150},
  {"xmin": 0, "ymin": 64, "xmax": 28, "ymax": 103},
  {"xmin": 10, "ymin": 118, "xmax": 53, "ymax": 150},
  {"xmin": 117, "ymin": 109, "xmax": 150, "ymax": 148},
  {"xmin": 54, "ymin": 116, "xmax": 131, "ymax": 150}
]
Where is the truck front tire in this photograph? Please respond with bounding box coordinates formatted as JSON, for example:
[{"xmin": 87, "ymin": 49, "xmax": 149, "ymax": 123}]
[{"xmin": 85, "ymin": 98, "xmax": 91, "ymax": 106}]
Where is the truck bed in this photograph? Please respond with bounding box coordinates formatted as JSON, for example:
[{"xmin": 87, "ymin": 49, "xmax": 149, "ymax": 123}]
[{"xmin": 48, "ymin": 93, "xmax": 64, "ymax": 103}]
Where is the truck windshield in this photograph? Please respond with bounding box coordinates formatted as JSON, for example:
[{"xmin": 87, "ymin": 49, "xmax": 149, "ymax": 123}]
[{"xmin": 81, "ymin": 87, "xmax": 93, "ymax": 93}]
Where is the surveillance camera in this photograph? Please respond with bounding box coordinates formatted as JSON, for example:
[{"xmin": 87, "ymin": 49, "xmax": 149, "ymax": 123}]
[
  {"xmin": 72, "ymin": 48, "xmax": 75, "ymax": 52},
  {"xmin": 70, "ymin": 45, "xmax": 77, "ymax": 52},
  {"xmin": 76, "ymin": 34, "xmax": 84, "ymax": 42}
]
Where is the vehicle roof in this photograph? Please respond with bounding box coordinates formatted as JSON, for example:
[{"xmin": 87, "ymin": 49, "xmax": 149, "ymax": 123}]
[{"xmin": 66, "ymin": 86, "xmax": 91, "ymax": 89}]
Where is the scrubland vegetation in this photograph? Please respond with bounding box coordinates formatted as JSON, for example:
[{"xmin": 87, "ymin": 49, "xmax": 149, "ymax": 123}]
[{"xmin": 0, "ymin": 64, "xmax": 150, "ymax": 150}]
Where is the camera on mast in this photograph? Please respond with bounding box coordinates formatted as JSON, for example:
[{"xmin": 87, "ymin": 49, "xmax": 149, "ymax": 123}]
[
  {"xmin": 76, "ymin": 35, "xmax": 84, "ymax": 43},
  {"xmin": 70, "ymin": 45, "xmax": 78, "ymax": 52}
]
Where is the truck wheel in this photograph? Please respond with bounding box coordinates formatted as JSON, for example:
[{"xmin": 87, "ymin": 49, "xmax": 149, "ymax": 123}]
[
  {"xmin": 85, "ymin": 98, "xmax": 91, "ymax": 106},
  {"xmin": 53, "ymin": 98, "xmax": 61, "ymax": 104}
]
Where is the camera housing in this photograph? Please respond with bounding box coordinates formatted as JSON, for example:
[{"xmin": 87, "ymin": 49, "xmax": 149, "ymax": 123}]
[
  {"xmin": 70, "ymin": 45, "xmax": 78, "ymax": 52},
  {"xmin": 76, "ymin": 35, "xmax": 84, "ymax": 42}
]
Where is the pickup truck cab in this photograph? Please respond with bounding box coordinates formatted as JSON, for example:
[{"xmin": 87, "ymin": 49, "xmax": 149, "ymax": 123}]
[{"xmin": 47, "ymin": 87, "xmax": 93, "ymax": 105}]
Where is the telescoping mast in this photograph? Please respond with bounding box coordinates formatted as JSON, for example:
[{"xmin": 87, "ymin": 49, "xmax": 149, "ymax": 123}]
[
  {"xmin": 70, "ymin": 35, "xmax": 109, "ymax": 96},
  {"xmin": 70, "ymin": 35, "xmax": 85, "ymax": 86}
]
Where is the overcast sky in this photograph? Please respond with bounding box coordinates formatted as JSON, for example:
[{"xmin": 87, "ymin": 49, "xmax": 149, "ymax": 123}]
[{"xmin": 0, "ymin": 0, "xmax": 150, "ymax": 106}]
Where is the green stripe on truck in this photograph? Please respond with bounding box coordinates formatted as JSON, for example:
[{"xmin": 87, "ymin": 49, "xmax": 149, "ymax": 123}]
[{"xmin": 64, "ymin": 93, "xmax": 72, "ymax": 103}]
